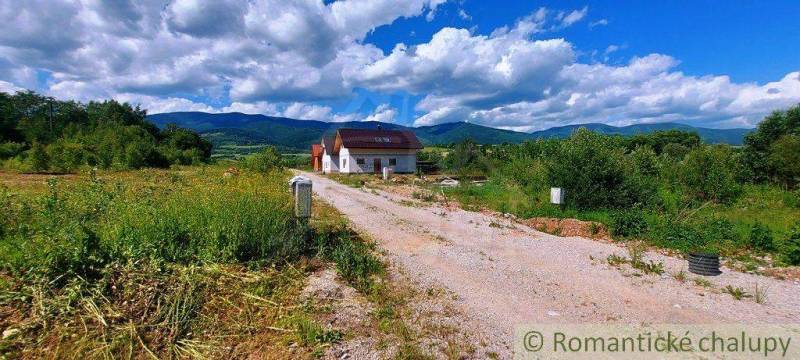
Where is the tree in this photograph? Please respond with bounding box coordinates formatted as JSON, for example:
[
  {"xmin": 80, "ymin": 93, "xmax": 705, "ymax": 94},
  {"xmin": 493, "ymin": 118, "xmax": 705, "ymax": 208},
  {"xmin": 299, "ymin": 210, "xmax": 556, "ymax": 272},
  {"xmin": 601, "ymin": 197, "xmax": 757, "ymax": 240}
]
[
  {"xmin": 742, "ymin": 105, "xmax": 800, "ymax": 183},
  {"xmin": 768, "ymin": 134, "xmax": 800, "ymax": 188},
  {"xmin": 625, "ymin": 130, "xmax": 701, "ymax": 154},
  {"xmin": 680, "ymin": 145, "xmax": 741, "ymax": 204}
]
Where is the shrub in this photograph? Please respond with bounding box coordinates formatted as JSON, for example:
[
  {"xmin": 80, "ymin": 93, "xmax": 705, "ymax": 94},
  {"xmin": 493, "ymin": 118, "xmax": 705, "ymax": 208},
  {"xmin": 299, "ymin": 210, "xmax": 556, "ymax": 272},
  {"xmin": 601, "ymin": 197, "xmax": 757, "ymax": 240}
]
[
  {"xmin": 548, "ymin": 129, "xmax": 654, "ymax": 209},
  {"xmin": 748, "ymin": 222, "xmax": 775, "ymax": 252},
  {"xmin": 653, "ymin": 219, "xmax": 709, "ymax": 253},
  {"xmin": 610, "ymin": 210, "xmax": 648, "ymax": 238},
  {"xmin": 330, "ymin": 237, "xmax": 384, "ymax": 292},
  {"xmin": 27, "ymin": 141, "xmax": 49, "ymax": 172},
  {"xmin": 680, "ymin": 145, "xmax": 741, "ymax": 204},
  {"xmin": 768, "ymin": 134, "xmax": 800, "ymax": 188},
  {"xmin": 243, "ymin": 145, "xmax": 284, "ymax": 173},
  {"xmin": 782, "ymin": 225, "xmax": 800, "ymax": 266},
  {"xmin": 0, "ymin": 142, "xmax": 25, "ymax": 159}
]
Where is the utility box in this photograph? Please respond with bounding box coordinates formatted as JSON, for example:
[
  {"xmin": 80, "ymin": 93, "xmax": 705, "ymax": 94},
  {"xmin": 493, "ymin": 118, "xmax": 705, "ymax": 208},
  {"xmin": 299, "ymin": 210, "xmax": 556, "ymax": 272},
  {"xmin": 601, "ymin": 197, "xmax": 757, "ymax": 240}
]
[
  {"xmin": 382, "ymin": 167, "xmax": 392, "ymax": 180},
  {"xmin": 550, "ymin": 187, "xmax": 564, "ymax": 205},
  {"xmin": 289, "ymin": 176, "xmax": 312, "ymax": 218}
]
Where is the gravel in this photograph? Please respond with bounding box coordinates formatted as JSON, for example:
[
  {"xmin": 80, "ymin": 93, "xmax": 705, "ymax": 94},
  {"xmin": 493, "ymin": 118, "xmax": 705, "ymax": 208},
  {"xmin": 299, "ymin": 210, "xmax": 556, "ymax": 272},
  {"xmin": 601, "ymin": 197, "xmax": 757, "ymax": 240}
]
[{"xmin": 302, "ymin": 172, "xmax": 800, "ymax": 358}]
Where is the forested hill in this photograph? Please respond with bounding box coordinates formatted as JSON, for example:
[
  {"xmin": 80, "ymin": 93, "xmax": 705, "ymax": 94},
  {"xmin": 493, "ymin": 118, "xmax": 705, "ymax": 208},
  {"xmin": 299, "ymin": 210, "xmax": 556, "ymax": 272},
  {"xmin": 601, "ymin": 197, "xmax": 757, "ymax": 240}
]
[
  {"xmin": 529, "ymin": 123, "xmax": 751, "ymax": 146},
  {"xmin": 147, "ymin": 111, "xmax": 752, "ymax": 152}
]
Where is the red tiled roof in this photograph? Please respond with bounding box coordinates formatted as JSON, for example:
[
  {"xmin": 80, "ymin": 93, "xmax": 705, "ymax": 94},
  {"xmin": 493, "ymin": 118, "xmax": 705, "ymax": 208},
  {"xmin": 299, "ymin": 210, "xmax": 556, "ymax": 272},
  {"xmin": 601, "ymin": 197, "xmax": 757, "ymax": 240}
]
[{"xmin": 336, "ymin": 128, "xmax": 423, "ymax": 150}]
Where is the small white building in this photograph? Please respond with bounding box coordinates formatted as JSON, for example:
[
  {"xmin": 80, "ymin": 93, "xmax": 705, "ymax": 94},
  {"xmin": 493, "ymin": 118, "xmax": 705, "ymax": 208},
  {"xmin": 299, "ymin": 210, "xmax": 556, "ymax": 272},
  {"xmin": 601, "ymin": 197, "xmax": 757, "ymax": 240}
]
[{"xmin": 321, "ymin": 128, "xmax": 423, "ymax": 174}]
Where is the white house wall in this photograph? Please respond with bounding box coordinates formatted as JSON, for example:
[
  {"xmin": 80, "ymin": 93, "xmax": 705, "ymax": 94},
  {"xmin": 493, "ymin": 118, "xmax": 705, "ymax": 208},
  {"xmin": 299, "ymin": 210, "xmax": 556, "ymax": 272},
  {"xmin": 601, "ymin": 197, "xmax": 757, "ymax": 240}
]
[
  {"xmin": 338, "ymin": 147, "xmax": 417, "ymax": 174},
  {"xmin": 322, "ymin": 151, "xmax": 339, "ymax": 174}
]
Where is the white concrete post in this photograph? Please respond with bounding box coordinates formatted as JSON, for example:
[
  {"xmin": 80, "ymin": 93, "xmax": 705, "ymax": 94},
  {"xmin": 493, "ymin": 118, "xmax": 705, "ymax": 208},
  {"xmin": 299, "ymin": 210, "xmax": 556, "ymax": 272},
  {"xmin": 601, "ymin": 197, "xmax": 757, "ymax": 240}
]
[
  {"xmin": 289, "ymin": 176, "xmax": 312, "ymax": 218},
  {"xmin": 550, "ymin": 187, "xmax": 564, "ymax": 205},
  {"xmin": 382, "ymin": 166, "xmax": 391, "ymax": 180}
]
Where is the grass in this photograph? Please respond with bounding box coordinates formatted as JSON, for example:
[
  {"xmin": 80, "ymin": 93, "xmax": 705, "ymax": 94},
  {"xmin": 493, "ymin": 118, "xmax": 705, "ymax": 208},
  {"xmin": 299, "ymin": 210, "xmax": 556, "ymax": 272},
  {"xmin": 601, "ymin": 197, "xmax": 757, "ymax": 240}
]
[
  {"xmin": 604, "ymin": 245, "xmax": 664, "ymax": 275},
  {"xmin": 442, "ymin": 181, "xmax": 800, "ymax": 262},
  {"xmin": 722, "ymin": 285, "xmax": 752, "ymax": 300},
  {"xmin": 0, "ymin": 166, "xmax": 395, "ymax": 359}
]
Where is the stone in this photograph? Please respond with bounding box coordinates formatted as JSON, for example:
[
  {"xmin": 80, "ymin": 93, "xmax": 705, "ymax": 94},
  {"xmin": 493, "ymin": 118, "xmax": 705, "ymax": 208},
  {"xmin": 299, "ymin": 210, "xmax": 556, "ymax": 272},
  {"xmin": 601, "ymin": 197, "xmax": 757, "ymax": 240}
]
[{"xmin": 3, "ymin": 328, "xmax": 21, "ymax": 339}]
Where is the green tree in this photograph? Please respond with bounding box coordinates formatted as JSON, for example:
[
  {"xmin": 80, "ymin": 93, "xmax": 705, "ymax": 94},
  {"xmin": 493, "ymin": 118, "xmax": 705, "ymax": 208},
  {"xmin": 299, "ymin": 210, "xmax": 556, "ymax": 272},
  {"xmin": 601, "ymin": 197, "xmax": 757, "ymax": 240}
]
[
  {"xmin": 742, "ymin": 105, "xmax": 800, "ymax": 183},
  {"xmin": 27, "ymin": 142, "xmax": 49, "ymax": 172},
  {"xmin": 680, "ymin": 145, "xmax": 741, "ymax": 204},
  {"xmin": 768, "ymin": 134, "xmax": 800, "ymax": 188}
]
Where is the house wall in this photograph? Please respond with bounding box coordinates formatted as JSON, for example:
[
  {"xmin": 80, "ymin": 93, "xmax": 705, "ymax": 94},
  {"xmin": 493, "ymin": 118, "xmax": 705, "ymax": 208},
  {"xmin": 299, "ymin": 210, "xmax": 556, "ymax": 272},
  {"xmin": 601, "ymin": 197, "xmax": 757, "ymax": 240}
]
[
  {"xmin": 322, "ymin": 151, "xmax": 339, "ymax": 174},
  {"xmin": 338, "ymin": 147, "xmax": 418, "ymax": 174}
]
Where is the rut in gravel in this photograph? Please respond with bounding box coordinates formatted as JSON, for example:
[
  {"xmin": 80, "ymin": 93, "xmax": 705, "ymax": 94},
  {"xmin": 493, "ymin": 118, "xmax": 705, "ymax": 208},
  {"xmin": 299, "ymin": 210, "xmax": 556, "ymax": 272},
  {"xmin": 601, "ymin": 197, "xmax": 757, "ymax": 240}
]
[{"xmin": 301, "ymin": 172, "xmax": 800, "ymax": 352}]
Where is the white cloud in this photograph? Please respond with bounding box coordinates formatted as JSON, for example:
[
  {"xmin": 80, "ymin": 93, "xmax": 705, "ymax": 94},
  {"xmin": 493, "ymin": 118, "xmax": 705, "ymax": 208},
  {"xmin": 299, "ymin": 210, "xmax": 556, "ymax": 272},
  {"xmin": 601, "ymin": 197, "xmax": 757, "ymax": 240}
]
[
  {"xmin": 589, "ymin": 19, "xmax": 609, "ymax": 29},
  {"xmin": 458, "ymin": 9, "xmax": 471, "ymax": 21},
  {"xmin": 558, "ymin": 6, "xmax": 588, "ymax": 28},
  {"xmin": 114, "ymin": 93, "xmax": 216, "ymax": 114},
  {"xmin": 0, "ymin": 2, "xmax": 798, "ymax": 131},
  {"xmin": 221, "ymin": 101, "xmax": 280, "ymax": 115},
  {"xmin": 0, "ymin": 80, "xmax": 24, "ymax": 94},
  {"xmin": 363, "ymin": 103, "xmax": 399, "ymax": 122},
  {"xmin": 282, "ymin": 102, "xmax": 333, "ymax": 120}
]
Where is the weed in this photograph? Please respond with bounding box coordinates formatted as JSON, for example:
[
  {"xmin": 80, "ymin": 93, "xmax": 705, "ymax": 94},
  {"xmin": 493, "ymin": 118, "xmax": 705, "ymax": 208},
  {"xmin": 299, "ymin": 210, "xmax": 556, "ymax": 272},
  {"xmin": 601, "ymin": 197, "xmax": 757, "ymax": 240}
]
[
  {"xmin": 722, "ymin": 285, "xmax": 752, "ymax": 300},
  {"xmin": 673, "ymin": 269, "xmax": 687, "ymax": 283},
  {"xmin": 693, "ymin": 277, "xmax": 713, "ymax": 288},
  {"xmin": 753, "ymin": 283, "xmax": 768, "ymax": 304},
  {"xmin": 606, "ymin": 254, "xmax": 627, "ymax": 267},
  {"xmin": 610, "ymin": 210, "xmax": 647, "ymax": 238},
  {"xmin": 412, "ymin": 190, "xmax": 436, "ymax": 202},
  {"xmin": 589, "ymin": 222, "xmax": 601, "ymax": 236}
]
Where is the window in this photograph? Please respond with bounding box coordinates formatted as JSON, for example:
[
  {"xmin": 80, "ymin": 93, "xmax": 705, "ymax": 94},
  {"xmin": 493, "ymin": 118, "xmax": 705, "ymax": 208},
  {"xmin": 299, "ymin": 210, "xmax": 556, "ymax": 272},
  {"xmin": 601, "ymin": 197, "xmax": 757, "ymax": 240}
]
[
  {"xmin": 342, "ymin": 159, "xmax": 347, "ymax": 168},
  {"xmin": 389, "ymin": 158, "xmax": 397, "ymax": 166},
  {"xmin": 356, "ymin": 158, "xmax": 365, "ymax": 165}
]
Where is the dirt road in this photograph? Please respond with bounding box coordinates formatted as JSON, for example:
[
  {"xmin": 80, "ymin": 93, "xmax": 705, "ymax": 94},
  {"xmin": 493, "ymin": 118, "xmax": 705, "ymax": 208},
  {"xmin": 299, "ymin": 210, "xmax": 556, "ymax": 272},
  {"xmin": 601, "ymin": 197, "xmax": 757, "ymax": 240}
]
[{"xmin": 301, "ymin": 172, "xmax": 800, "ymax": 355}]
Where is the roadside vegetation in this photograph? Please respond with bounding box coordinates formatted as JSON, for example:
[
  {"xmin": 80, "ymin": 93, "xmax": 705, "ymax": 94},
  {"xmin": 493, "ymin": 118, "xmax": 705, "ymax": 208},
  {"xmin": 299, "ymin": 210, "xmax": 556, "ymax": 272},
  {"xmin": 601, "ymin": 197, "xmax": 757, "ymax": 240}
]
[
  {"xmin": 0, "ymin": 91, "xmax": 212, "ymax": 173},
  {"xmin": 424, "ymin": 105, "xmax": 800, "ymax": 267},
  {"xmin": 0, "ymin": 163, "xmax": 408, "ymax": 358}
]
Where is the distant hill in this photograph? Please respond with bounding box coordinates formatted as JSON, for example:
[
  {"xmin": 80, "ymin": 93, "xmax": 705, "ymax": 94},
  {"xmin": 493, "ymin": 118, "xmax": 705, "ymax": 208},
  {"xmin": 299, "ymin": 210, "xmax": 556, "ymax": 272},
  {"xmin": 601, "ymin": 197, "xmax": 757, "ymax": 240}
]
[
  {"xmin": 530, "ymin": 122, "xmax": 751, "ymax": 145},
  {"xmin": 147, "ymin": 112, "xmax": 752, "ymax": 154}
]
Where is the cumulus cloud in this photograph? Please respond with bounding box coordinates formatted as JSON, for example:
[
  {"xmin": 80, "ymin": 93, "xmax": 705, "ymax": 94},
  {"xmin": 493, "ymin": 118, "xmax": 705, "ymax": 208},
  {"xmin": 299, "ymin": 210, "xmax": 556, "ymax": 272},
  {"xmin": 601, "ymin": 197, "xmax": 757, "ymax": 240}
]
[
  {"xmin": 0, "ymin": 80, "xmax": 24, "ymax": 94},
  {"xmin": 0, "ymin": 2, "xmax": 798, "ymax": 130},
  {"xmin": 0, "ymin": 0, "xmax": 446, "ymax": 104}
]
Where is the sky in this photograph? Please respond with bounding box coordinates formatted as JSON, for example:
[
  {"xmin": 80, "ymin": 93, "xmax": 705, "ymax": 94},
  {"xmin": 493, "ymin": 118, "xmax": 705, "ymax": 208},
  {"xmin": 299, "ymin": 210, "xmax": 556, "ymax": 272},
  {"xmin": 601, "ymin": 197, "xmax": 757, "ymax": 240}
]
[{"xmin": 0, "ymin": 0, "xmax": 799, "ymax": 131}]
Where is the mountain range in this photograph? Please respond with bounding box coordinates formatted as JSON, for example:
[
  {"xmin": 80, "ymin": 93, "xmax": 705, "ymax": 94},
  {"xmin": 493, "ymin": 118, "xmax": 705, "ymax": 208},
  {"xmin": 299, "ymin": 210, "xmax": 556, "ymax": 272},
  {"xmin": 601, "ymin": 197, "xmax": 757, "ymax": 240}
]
[{"xmin": 147, "ymin": 112, "xmax": 752, "ymax": 153}]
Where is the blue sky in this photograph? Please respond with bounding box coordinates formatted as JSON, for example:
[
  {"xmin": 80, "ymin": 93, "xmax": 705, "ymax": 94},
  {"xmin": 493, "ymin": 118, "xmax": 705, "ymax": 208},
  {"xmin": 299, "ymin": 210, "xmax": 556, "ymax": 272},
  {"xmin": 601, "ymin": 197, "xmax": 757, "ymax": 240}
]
[{"xmin": 1, "ymin": 0, "xmax": 798, "ymax": 131}]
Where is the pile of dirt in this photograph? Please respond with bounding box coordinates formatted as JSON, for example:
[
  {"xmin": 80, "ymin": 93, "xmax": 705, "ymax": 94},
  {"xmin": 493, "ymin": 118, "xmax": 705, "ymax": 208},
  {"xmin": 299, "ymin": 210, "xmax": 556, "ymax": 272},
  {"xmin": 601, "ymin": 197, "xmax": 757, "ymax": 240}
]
[{"xmin": 521, "ymin": 217, "xmax": 612, "ymax": 241}]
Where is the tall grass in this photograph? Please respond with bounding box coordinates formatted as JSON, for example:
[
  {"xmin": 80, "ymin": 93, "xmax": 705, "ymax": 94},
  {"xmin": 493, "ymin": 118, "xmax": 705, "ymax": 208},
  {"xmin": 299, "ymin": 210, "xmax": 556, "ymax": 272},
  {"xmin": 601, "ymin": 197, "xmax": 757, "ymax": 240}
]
[
  {"xmin": 0, "ymin": 168, "xmax": 305, "ymax": 281},
  {"xmin": 0, "ymin": 166, "xmax": 390, "ymax": 358}
]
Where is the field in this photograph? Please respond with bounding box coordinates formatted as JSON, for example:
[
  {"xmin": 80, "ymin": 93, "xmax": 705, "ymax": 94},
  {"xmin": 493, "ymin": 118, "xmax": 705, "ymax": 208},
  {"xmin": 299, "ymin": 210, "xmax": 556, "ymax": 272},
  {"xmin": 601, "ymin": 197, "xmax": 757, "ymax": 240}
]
[{"xmin": 0, "ymin": 166, "xmax": 449, "ymax": 359}]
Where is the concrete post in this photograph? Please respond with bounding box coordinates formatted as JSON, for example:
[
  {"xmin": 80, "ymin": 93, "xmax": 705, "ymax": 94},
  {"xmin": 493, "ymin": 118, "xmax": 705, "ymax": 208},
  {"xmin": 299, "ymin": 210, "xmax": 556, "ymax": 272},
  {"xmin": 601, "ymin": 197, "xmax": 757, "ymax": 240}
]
[
  {"xmin": 382, "ymin": 166, "xmax": 391, "ymax": 180},
  {"xmin": 289, "ymin": 176, "xmax": 312, "ymax": 218},
  {"xmin": 295, "ymin": 181, "xmax": 312, "ymax": 218}
]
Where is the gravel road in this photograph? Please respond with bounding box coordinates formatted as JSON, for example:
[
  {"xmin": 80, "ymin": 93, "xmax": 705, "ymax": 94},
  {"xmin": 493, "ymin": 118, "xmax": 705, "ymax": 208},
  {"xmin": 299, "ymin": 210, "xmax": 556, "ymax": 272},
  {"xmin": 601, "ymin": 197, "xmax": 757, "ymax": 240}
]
[{"xmin": 301, "ymin": 172, "xmax": 800, "ymax": 356}]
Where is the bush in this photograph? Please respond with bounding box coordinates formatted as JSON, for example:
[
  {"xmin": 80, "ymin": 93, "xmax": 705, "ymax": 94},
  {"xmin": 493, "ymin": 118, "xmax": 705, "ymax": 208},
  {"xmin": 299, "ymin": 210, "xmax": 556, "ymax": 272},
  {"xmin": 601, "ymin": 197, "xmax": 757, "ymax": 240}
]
[
  {"xmin": 243, "ymin": 146, "xmax": 284, "ymax": 173},
  {"xmin": 610, "ymin": 210, "xmax": 648, "ymax": 238},
  {"xmin": 680, "ymin": 145, "xmax": 741, "ymax": 204},
  {"xmin": 748, "ymin": 222, "xmax": 775, "ymax": 252},
  {"xmin": 652, "ymin": 219, "xmax": 711, "ymax": 253},
  {"xmin": 782, "ymin": 225, "xmax": 800, "ymax": 266},
  {"xmin": 548, "ymin": 129, "xmax": 655, "ymax": 209},
  {"xmin": 0, "ymin": 142, "xmax": 25, "ymax": 159}
]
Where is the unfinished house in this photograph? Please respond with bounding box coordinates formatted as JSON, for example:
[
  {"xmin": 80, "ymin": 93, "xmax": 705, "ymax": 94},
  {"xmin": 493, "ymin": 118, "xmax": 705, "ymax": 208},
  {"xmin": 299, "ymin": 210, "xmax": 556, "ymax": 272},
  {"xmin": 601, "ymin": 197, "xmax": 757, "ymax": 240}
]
[{"xmin": 320, "ymin": 128, "xmax": 423, "ymax": 174}]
